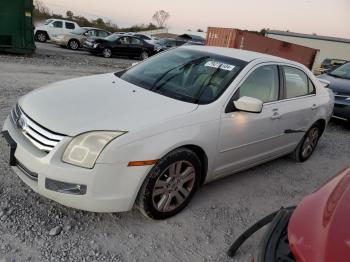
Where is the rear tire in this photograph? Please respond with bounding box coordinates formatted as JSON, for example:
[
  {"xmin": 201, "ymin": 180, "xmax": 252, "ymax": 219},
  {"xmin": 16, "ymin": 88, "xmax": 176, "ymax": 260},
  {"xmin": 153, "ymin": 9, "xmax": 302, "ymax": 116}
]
[
  {"xmin": 102, "ymin": 47, "xmax": 112, "ymax": 58},
  {"xmin": 68, "ymin": 39, "xmax": 79, "ymax": 50},
  {"xmin": 292, "ymin": 123, "xmax": 321, "ymax": 162},
  {"xmin": 35, "ymin": 31, "xmax": 48, "ymax": 43},
  {"xmin": 137, "ymin": 148, "xmax": 201, "ymax": 220},
  {"xmin": 140, "ymin": 51, "xmax": 149, "ymax": 60}
]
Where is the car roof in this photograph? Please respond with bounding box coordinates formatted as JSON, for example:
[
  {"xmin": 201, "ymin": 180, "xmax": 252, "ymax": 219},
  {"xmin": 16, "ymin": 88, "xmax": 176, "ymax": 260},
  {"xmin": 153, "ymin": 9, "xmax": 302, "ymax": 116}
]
[
  {"xmin": 82, "ymin": 27, "xmax": 99, "ymax": 30},
  {"xmin": 50, "ymin": 18, "xmax": 75, "ymax": 23},
  {"xmin": 181, "ymin": 45, "xmax": 297, "ymax": 64}
]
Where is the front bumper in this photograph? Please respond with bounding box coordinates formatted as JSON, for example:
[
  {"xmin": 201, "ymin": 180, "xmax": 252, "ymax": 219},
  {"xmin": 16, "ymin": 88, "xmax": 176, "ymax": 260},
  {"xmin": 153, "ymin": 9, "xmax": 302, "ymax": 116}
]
[{"xmin": 2, "ymin": 117, "xmax": 151, "ymax": 213}]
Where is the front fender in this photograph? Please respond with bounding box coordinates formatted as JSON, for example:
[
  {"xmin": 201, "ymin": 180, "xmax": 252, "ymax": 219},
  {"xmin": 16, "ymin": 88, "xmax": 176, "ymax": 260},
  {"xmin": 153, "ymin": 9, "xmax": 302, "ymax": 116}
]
[{"xmin": 98, "ymin": 119, "xmax": 220, "ymax": 182}]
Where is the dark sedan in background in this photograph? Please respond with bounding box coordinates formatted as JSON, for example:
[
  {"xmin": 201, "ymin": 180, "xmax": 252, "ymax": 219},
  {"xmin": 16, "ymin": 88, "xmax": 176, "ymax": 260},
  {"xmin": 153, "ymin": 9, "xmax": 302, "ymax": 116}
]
[
  {"xmin": 85, "ymin": 34, "xmax": 155, "ymax": 60},
  {"xmin": 318, "ymin": 62, "xmax": 350, "ymax": 123}
]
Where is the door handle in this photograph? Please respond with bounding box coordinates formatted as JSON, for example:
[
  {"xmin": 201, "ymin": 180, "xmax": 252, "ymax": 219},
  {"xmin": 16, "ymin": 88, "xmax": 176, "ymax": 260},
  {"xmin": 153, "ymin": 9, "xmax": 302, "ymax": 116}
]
[
  {"xmin": 271, "ymin": 112, "xmax": 281, "ymax": 120},
  {"xmin": 311, "ymin": 104, "xmax": 318, "ymax": 110}
]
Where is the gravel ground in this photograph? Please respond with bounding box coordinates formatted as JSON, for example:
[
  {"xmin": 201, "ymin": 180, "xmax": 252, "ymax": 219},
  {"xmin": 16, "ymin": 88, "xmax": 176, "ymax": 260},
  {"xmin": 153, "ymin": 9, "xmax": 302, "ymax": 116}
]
[{"xmin": 0, "ymin": 43, "xmax": 349, "ymax": 262}]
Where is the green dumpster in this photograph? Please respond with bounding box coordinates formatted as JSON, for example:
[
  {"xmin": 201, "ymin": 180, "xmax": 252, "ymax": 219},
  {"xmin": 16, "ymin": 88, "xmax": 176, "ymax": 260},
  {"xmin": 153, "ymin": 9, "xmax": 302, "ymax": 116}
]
[{"xmin": 0, "ymin": 0, "xmax": 35, "ymax": 54}]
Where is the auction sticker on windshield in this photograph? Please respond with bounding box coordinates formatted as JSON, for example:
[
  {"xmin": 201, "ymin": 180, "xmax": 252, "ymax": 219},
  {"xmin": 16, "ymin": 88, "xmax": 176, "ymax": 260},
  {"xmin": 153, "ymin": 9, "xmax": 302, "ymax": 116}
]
[{"xmin": 205, "ymin": 61, "xmax": 235, "ymax": 71}]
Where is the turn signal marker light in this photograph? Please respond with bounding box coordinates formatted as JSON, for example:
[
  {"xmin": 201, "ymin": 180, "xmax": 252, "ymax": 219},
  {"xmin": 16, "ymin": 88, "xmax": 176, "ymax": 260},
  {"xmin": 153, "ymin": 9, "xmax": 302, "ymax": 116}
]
[{"xmin": 128, "ymin": 160, "xmax": 158, "ymax": 167}]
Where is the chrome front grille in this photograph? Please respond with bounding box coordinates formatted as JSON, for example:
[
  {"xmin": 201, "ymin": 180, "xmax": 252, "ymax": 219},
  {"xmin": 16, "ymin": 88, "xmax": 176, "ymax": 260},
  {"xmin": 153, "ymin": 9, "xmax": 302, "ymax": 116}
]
[{"xmin": 11, "ymin": 104, "xmax": 65, "ymax": 152}]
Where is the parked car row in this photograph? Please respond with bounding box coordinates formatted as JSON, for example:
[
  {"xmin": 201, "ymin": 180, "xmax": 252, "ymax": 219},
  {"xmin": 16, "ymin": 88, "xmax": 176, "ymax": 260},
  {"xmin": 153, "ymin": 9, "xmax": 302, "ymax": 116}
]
[{"xmin": 34, "ymin": 18, "xmax": 205, "ymax": 60}]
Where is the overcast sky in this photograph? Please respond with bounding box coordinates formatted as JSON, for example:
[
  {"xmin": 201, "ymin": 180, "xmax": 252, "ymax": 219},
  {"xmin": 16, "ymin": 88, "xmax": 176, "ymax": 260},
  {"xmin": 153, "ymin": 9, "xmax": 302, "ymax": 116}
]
[{"xmin": 41, "ymin": 0, "xmax": 350, "ymax": 38}]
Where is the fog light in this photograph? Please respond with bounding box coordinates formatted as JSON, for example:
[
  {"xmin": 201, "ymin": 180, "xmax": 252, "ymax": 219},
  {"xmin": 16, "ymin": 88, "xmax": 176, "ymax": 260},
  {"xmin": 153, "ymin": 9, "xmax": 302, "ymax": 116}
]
[{"xmin": 45, "ymin": 178, "xmax": 87, "ymax": 195}]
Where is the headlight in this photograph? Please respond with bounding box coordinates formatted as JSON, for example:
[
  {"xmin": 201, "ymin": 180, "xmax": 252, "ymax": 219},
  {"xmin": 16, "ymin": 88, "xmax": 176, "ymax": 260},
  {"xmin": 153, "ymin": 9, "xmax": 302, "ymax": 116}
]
[
  {"xmin": 62, "ymin": 131, "xmax": 126, "ymax": 169},
  {"xmin": 93, "ymin": 43, "xmax": 99, "ymax": 48}
]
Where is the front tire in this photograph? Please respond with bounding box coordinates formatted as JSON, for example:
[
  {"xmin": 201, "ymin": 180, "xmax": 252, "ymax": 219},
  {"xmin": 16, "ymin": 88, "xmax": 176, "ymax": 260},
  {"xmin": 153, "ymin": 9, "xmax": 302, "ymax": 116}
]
[
  {"xmin": 35, "ymin": 31, "xmax": 48, "ymax": 43},
  {"xmin": 292, "ymin": 123, "xmax": 321, "ymax": 162},
  {"xmin": 137, "ymin": 148, "xmax": 201, "ymax": 220}
]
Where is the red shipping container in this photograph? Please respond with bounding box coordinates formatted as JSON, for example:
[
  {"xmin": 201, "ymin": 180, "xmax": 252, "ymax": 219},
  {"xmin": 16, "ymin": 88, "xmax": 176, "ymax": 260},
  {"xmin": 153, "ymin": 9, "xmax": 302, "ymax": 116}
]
[{"xmin": 206, "ymin": 27, "xmax": 318, "ymax": 69}]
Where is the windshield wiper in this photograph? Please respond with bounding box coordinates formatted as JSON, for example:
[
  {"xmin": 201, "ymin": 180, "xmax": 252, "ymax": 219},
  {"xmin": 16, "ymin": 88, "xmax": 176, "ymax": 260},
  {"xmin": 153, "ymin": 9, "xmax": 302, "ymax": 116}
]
[{"xmin": 151, "ymin": 56, "xmax": 210, "ymax": 91}]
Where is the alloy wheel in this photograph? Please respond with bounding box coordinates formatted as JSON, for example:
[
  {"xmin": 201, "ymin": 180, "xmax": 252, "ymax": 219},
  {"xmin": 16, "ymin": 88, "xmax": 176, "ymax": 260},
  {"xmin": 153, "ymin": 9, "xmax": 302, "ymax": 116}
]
[
  {"xmin": 103, "ymin": 48, "xmax": 112, "ymax": 58},
  {"xmin": 141, "ymin": 51, "xmax": 149, "ymax": 60},
  {"xmin": 152, "ymin": 160, "xmax": 196, "ymax": 213},
  {"xmin": 69, "ymin": 40, "xmax": 79, "ymax": 50},
  {"xmin": 37, "ymin": 33, "xmax": 47, "ymax": 42},
  {"xmin": 301, "ymin": 127, "xmax": 319, "ymax": 158}
]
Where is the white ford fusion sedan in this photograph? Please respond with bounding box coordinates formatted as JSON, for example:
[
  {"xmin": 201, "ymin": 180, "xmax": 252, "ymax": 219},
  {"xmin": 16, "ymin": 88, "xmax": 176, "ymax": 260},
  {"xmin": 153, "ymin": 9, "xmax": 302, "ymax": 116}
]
[{"xmin": 1, "ymin": 46, "xmax": 334, "ymax": 219}]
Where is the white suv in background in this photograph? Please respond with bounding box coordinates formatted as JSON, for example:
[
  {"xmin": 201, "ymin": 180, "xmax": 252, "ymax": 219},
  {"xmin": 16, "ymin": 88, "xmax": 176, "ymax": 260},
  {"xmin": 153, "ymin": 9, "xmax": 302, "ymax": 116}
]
[{"xmin": 34, "ymin": 19, "xmax": 81, "ymax": 43}]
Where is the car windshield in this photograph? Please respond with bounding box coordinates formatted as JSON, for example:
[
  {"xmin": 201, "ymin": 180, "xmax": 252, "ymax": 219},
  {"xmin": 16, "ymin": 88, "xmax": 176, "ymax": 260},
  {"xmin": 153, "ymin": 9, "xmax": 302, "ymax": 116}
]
[
  {"xmin": 119, "ymin": 48, "xmax": 247, "ymax": 104},
  {"xmin": 44, "ymin": 19, "xmax": 53, "ymax": 25},
  {"xmin": 71, "ymin": 28, "xmax": 88, "ymax": 35},
  {"xmin": 105, "ymin": 34, "xmax": 120, "ymax": 41},
  {"xmin": 328, "ymin": 62, "xmax": 350, "ymax": 80}
]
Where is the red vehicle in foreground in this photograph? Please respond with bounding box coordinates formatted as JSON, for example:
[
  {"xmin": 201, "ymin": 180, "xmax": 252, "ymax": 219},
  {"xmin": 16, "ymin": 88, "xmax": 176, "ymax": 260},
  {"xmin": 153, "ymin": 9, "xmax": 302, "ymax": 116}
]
[{"xmin": 228, "ymin": 166, "xmax": 350, "ymax": 262}]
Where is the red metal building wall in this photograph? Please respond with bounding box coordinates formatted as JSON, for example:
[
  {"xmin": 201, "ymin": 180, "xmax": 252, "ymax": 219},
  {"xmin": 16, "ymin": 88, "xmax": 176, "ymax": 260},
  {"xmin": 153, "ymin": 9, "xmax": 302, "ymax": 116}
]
[{"xmin": 206, "ymin": 27, "xmax": 318, "ymax": 69}]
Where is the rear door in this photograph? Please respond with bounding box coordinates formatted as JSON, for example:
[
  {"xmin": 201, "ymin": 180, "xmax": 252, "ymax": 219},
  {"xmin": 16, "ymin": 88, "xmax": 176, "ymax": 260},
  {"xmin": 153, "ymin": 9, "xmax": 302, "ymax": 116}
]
[
  {"xmin": 64, "ymin": 22, "xmax": 76, "ymax": 33},
  {"xmin": 112, "ymin": 36, "xmax": 132, "ymax": 56},
  {"xmin": 214, "ymin": 64, "xmax": 284, "ymax": 177},
  {"xmin": 129, "ymin": 37, "xmax": 144, "ymax": 56},
  {"xmin": 272, "ymin": 65, "xmax": 317, "ymax": 152}
]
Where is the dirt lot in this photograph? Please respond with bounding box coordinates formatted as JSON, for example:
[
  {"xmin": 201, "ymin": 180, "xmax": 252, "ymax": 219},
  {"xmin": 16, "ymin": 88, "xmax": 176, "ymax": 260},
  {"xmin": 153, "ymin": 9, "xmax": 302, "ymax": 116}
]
[{"xmin": 0, "ymin": 43, "xmax": 349, "ymax": 262}]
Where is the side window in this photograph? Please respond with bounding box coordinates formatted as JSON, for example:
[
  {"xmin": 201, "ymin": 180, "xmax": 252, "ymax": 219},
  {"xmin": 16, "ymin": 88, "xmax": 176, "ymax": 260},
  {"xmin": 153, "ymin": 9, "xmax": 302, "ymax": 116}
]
[
  {"xmin": 98, "ymin": 31, "xmax": 109, "ymax": 38},
  {"xmin": 119, "ymin": 37, "xmax": 131, "ymax": 44},
  {"xmin": 238, "ymin": 65, "xmax": 279, "ymax": 103},
  {"xmin": 65, "ymin": 22, "xmax": 75, "ymax": 30},
  {"xmin": 308, "ymin": 79, "xmax": 316, "ymax": 94},
  {"xmin": 283, "ymin": 66, "xmax": 313, "ymax": 98},
  {"xmin": 88, "ymin": 30, "xmax": 98, "ymax": 37},
  {"xmin": 52, "ymin": 21, "xmax": 63, "ymax": 28},
  {"xmin": 131, "ymin": 38, "xmax": 142, "ymax": 45}
]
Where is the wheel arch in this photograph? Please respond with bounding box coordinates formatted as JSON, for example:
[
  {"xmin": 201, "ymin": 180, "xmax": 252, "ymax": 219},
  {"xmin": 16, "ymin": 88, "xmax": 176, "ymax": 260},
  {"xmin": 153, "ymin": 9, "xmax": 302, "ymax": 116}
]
[
  {"xmin": 314, "ymin": 118, "xmax": 327, "ymax": 136},
  {"xmin": 164, "ymin": 144, "xmax": 209, "ymax": 186},
  {"xmin": 68, "ymin": 38, "xmax": 81, "ymax": 47},
  {"xmin": 35, "ymin": 30, "xmax": 50, "ymax": 40}
]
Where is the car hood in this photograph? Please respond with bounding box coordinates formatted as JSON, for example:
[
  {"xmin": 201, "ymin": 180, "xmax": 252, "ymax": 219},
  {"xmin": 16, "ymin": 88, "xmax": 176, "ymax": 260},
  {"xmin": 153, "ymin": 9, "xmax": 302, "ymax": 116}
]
[
  {"xmin": 19, "ymin": 73, "xmax": 198, "ymax": 136},
  {"xmin": 288, "ymin": 167, "xmax": 350, "ymax": 262},
  {"xmin": 318, "ymin": 74, "xmax": 350, "ymax": 96}
]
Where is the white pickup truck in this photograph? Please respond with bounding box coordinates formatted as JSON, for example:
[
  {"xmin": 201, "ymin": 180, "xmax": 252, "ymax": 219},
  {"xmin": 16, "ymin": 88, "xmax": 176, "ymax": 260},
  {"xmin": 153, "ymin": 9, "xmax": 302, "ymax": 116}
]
[{"xmin": 34, "ymin": 19, "xmax": 80, "ymax": 43}]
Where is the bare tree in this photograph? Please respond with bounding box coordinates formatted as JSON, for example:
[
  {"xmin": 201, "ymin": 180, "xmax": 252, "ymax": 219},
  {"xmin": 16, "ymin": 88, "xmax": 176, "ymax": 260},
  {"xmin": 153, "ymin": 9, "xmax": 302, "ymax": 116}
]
[
  {"xmin": 152, "ymin": 10, "xmax": 170, "ymax": 28},
  {"xmin": 66, "ymin": 10, "xmax": 74, "ymax": 20},
  {"xmin": 34, "ymin": 0, "xmax": 50, "ymax": 15}
]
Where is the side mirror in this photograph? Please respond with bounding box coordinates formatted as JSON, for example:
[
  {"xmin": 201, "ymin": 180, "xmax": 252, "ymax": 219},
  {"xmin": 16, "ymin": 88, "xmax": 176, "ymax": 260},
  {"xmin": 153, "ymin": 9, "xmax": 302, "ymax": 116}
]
[
  {"xmin": 234, "ymin": 96, "xmax": 263, "ymax": 113},
  {"xmin": 318, "ymin": 78, "xmax": 330, "ymax": 88}
]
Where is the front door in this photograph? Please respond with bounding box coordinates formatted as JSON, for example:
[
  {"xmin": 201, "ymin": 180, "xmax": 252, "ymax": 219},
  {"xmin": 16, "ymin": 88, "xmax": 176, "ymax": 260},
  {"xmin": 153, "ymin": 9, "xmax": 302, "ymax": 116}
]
[{"xmin": 214, "ymin": 64, "xmax": 284, "ymax": 178}]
